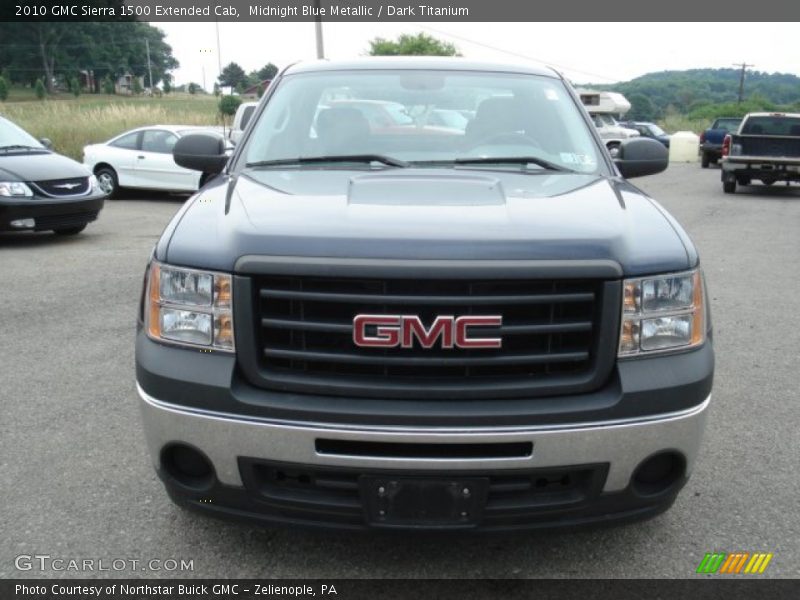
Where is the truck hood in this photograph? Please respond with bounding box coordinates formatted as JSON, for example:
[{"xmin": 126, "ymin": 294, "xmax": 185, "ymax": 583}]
[
  {"xmin": 162, "ymin": 168, "xmax": 694, "ymax": 277},
  {"xmin": 0, "ymin": 151, "xmax": 90, "ymax": 182}
]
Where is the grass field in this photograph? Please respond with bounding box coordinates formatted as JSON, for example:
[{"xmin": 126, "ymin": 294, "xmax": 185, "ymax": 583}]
[{"xmin": 1, "ymin": 91, "xmax": 221, "ymax": 160}]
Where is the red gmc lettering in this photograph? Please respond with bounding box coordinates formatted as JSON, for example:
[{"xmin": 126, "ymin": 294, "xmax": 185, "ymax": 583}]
[{"xmin": 353, "ymin": 315, "xmax": 502, "ymax": 349}]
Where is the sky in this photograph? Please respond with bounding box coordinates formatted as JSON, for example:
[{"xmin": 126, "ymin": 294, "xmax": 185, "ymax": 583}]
[{"xmin": 155, "ymin": 22, "xmax": 800, "ymax": 90}]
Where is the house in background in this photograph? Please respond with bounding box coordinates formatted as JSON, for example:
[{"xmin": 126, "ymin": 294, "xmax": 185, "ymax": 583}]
[
  {"xmin": 241, "ymin": 79, "xmax": 272, "ymax": 99},
  {"xmin": 115, "ymin": 73, "xmax": 145, "ymax": 94}
]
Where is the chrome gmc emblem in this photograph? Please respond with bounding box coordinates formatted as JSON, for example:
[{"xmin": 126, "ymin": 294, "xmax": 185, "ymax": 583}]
[{"xmin": 353, "ymin": 314, "xmax": 502, "ymax": 349}]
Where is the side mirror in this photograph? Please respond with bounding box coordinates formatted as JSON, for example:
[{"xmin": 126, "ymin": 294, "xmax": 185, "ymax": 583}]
[
  {"xmin": 39, "ymin": 138, "xmax": 53, "ymax": 150},
  {"xmin": 173, "ymin": 133, "xmax": 228, "ymax": 174},
  {"xmin": 614, "ymin": 137, "xmax": 668, "ymax": 178}
]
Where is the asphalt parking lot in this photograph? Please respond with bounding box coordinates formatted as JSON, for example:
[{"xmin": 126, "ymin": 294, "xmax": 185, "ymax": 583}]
[{"xmin": 1, "ymin": 162, "xmax": 798, "ymax": 579}]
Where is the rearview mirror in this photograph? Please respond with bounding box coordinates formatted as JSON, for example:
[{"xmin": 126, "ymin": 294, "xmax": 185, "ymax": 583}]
[
  {"xmin": 614, "ymin": 138, "xmax": 668, "ymax": 178},
  {"xmin": 39, "ymin": 138, "xmax": 53, "ymax": 150},
  {"xmin": 173, "ymin": 133, "xmax": 228, "ymax": 174}
]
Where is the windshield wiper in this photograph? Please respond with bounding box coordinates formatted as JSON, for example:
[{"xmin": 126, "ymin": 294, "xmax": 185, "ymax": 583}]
[
  {"xmin": 452, "ymin": 156, "xmax": 574, "ymax": 172},
  {"xmin": 0, "ymin": 144, "xmax": 45, "ymax": 152},
  {"xmin": 246, "ymin": 154, "xmax": 410, "ymax": 168}
]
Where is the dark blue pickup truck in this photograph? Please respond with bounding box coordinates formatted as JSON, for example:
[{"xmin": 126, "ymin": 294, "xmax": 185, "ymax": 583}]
[{"xmin": 699, "ymin": 117, "xmax": 742, "ymax": 167}]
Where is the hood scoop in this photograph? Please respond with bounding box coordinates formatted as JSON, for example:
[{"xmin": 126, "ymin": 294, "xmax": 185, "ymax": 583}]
[{"xmin": 348, "ymin": 172, "xmax": 506, "ymax": 206}]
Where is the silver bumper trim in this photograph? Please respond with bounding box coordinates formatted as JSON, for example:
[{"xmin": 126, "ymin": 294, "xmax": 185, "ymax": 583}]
[{"xmin": 137, "ymin": 383, "xmax": 710, "ymax": 493}]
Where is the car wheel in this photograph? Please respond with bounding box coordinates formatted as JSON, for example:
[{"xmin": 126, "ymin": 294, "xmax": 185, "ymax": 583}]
[
  {"xmin": 95, "ymin": 166, "xmax": 119, "ymax": 198},
  {"xmin": 53, "ymin": 224, "xmax": 87, "ymax": 235},
  {"xmin": 701, "ymin": 153, "xmax": 710, "ymax": 168},
  {"xmin": 737, "ymin": 176, "xmax": 751, "ymax": 186}
]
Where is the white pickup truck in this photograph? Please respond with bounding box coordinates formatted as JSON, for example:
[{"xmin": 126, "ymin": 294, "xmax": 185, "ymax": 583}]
[
  {"xmin": 228, "ymin": 101, "xmax": 258, "ymax": 145},
  {"xmin": 720, "ymin": 112, "xmax": 800, "ymax": 193}
]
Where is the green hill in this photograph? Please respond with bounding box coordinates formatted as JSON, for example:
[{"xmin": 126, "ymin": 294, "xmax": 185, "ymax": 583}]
[{"xmin": 582, "ymin": 68, "xmax": 800, "ymax": 120}]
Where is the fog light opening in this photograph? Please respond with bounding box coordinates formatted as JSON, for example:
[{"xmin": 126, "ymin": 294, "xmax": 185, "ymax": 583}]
[
  {"xmin": 10, "ymin": 218, "xmax": 35, "ymax": 229},
  {"xmin": 631, "ymin": 451, "xmax": 686, "ymax": 497},
  {"xmin": 161, "ymin": 443, "xmax": 215, "ymax": 490}
]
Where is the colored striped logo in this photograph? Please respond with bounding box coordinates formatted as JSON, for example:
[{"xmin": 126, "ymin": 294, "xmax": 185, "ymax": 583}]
[{"xmin": 696, "ymin": 552, "xmax": 773, "ymax": 574}]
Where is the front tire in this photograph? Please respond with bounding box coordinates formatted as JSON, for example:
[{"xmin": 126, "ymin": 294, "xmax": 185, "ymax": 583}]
[
  {"xmin": 95, "ymin": 166, "xmax": 119, "ymax": 198},
  {"xmin": 723, "ymin": 179, "xmax": 737, "ymax": 194},
  {"xmin": 53, "ymin": 224, "xmax": 87, "ymax": 235},
  {"xmin": 701, "ymin": 152, "xmax": 710, "ymax": 168}
]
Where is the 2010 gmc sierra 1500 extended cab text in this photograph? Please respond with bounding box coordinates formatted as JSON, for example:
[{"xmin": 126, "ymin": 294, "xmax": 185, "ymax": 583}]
[{"xmin": 135, "ymin": 58, "xmax": 714, "ymax": 531}]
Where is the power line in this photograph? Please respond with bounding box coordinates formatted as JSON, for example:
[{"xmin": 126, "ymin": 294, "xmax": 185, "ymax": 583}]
[
  {"xmin": 418, "ymin": 25, "xmax": 623, "ymax": 83},
  {"xmin": 733, "ymin": 62, "xmax": 755, "ymax": 103}
]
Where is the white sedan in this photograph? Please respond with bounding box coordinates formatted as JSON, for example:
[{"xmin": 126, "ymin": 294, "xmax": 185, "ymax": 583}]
[{"xmin": 83, "ymin": 125, "xmax": 227, "ymax": 197}]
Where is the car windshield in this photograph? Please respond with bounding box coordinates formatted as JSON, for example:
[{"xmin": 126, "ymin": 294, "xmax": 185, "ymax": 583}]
[
  {"xmin": 741, "ymin": 116, "xmax": 800, "ymax": 136},
  {"xmin": 648, "ymin": 124, "xmax": 666, "ymax": 136},
  {"xmin": 715, "ymin": 118, "xmax": 742, "ymax": 131},
  {"xmin": 0, "ymin": 116, "xmax": 44, "ymax": 150},
  {"xmin": 242, "ymin": 69, "xmax": 602, "ymax": 173}
]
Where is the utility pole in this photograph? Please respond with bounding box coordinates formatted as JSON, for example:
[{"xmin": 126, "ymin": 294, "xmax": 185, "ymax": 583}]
[
  {"xmin": 145, "ymin": 38, "xmax": 154, "ymax": 93},
  {"xmin": 314, "ymin": 0, "xmax": 325, "ymax": 59},
  {"xmin": 733, "ymin": 62, "xmax": 754, "ymax": 103}
]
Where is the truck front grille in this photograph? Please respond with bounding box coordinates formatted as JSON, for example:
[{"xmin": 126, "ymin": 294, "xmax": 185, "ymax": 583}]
[{"xmin": 245, "ymin": 274, "xmax": 618, "ymax": 400}]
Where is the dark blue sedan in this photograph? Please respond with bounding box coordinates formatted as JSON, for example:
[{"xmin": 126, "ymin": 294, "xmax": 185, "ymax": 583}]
[{"xmin": 621, "ymin": 121, "xmax": 671, "ymax": 148}]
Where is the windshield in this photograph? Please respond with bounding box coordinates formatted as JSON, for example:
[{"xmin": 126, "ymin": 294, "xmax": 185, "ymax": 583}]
[
  {"xmin": 741, "ymin": 116, "xmax": 800, "ymax": 136},
  {"xmin": 242, "ymin": 70, "xmax": 602, "ymax": 173},
  {"xmin": 648, "ymin": 124, "xmax": 666, "ymax": 136},
  {"xmin": 714, "ymin": 118, "xmax": 742, "ymax": 131},
  {"xmin": 0, "ymin": 116, "xmax": 44, "ymax": 149}
]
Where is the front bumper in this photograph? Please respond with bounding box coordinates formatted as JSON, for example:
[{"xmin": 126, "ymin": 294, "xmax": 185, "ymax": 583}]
[
  {"xmin": 138, "ymin": 384, "xmax": 710, "ymax": 531},
  {"xmin": 0, "ymin": 194, "xmax": 104, "ymax": 231}
]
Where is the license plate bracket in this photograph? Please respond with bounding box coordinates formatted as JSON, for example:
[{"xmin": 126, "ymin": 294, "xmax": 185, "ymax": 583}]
[{"xmin": 360, "ymin": 476, "xmax": 489, "ymax": 528}]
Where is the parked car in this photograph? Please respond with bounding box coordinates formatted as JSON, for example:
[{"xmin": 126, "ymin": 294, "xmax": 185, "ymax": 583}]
[
  {"xmin": 621, "ymin": 121, "xmax": 671, "ymax": 148},
  {"xmin": 228, "ymin": 101, "xmax": 258, "ymax": 145},
  {"xmin": 0, "ymin": 115, "xmax": 105, "ymax": 235},
  {"xmin": 83, "ymin": 125, "xmax": 228, "ymax": 197},
  {"xmin": 699, "ymin": 117, "xmax": 742, "ymax": 168},
  {"xmin": 720, "ymin": 112, "xmax": 800, "ymax": 193},
  {"xmin": 135, "ymin": 58, "xmax": 714, "ymax": 532}
]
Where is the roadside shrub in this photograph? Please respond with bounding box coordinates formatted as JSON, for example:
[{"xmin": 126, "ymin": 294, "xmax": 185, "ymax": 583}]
[
  {"xmin": 162, "ymin": 79, "xmax": 171, "ymax": 94},
  {"xmin": 0, "ymin": 76, "xmax": 8, "ymax": 101},
  {"xmin": 188, "ymin": 82, "xmax": 199, "ymax": 95},
  {"xmin": 34, "ymin": 78, "xmax": 46, "ymax": 100},
  {"xmin": 102, "ymin": 76, "xmax": 115, "ymax": 95},
  {"xmin": 70, "ymin": 77, "xmax": 81, "ymax": 97},
  {"xmin": 131, "ymin": 77, "xmax": 143, "ymax": 95},
  {"xmin": 218, "ymin": 94, "xmax": 242, "ymax": 117}
]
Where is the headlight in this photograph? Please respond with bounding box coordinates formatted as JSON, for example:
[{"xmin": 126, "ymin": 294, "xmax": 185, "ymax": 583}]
[
  {"xmin": 146, "ymin": 261, "xmax": 234, "ymax": 351},
  {"xmin": 0, "ymin": 181, "xmax": 33, "ymax": 197},
  {"xmin": 619, "ymin": 269, "xmax": 705, "ymax": 356}
]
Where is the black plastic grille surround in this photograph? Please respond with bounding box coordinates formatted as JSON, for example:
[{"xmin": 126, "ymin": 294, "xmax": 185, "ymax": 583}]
[
  {"xmin": 242, "ymin": 273, "xmax": 619, "ymax": 400},
  {"xmin": 33, "ymin": 210, "xmax": 99, "ymax": 230}
]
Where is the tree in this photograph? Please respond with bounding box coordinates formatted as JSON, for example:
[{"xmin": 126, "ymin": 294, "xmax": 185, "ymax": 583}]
[
  {"xmin": 218, "ymin": 62, "xmax": 247, "ymax": 89},
  {"xmin": 162, "ymin": 77, "xmax": 172, "ymax": 94},
  {"xmin": 219, "ymin": 94, "xmax": 242, "ymax": 118},
  {"xmin": 131, "ymin": 77, "xmax": 143, "ymax": 95},
  {"xmin": 0, "ymin": 21, "xmax": 179, "ymax": 95},
  {"xmin": 188, "ymin": 82, "xmax": 200, "ymax": 95},
  {"xmin": 213, "ymin": 82, "xmax": 220, "ymax": 97},
  {"xmin": 35, "ymin": 78, "xmax": 46, "ymax": 100},
  {"xmin": 256, "ymin": 63, "xmax": 278, "ymax": 81},
  {"xmin": 102, "ymin": 76, "xmax": 115, "ymax": 95},
  {"xmin": 628, "ymin": 94, "xmax": 656, "ymax": 121},
  {"xmin": 70, "ymin": 77, "xmax": 81, "ymax": 97},
  {"xmin": 367, "ymin": 33, "xmax": 459, "ymax": 56},
  {"xmin": 0, "ymin": 77, "xmax": 8, "ymax": 101}
]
